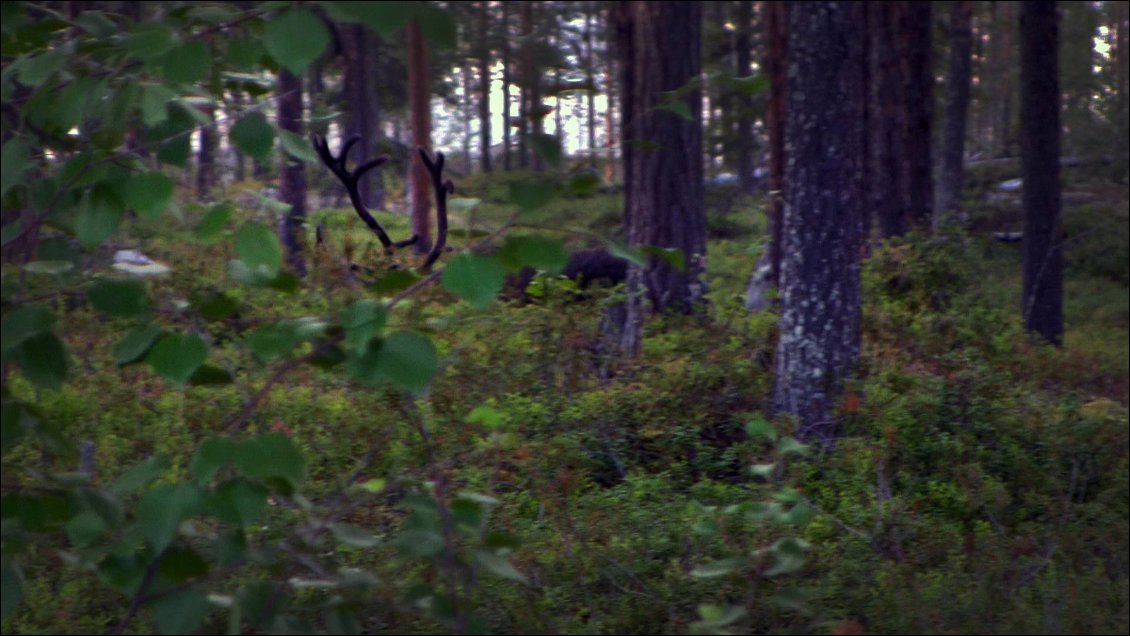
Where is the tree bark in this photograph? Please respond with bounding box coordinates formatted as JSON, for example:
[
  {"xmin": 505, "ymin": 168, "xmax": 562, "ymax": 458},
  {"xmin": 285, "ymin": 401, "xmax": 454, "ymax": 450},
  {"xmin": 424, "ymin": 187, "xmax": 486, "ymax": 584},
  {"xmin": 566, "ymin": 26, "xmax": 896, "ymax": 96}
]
[
  {"xmin": 897, "ymin": 1, "xmax": 933, "ymax": 230},
  {"xmin": 615, "ymin": 1, "xmax": 707, "ymax": 357},
  {"xmin": 584, "ymin": 2, "xmax": 597, "ymax": 169},
  {"xmin": 478, "ymin": 1, "xmax": 492, "ymax": 173},
  {"xmin": 734, "ymin": 0, "xmax": 754, "ymax": 194},
  {"xmin": 502, "ymin": 1, "xmax": 512, "ymax": 171},
  {"xmin": 870, "ymin": 2, "xmax": 905, "ymax": 238},
  {"xmin": 407, "ymin": 20, "xmax": 432, "ymax": 253},
  {"xmin": 937, "ymin": 1, "xmax": 974, "ymax": 220},
  {"xmin": 1020, "ymin": 1, "xmax": 1063, "ymax": 346},
  {"xmin": 343, "ymin": 23, "xmax": 382, "ymax": 210},
  {"xmin": 774, "ymin": 1, "xmax": 865, "ymax": 444},
  {"xmin": 277, "ymin": 68, "xmax": 307, "ymax": 276},
  {"xmin": 764, "ymin": 0, "xmax": 787, "ymax": 290}
]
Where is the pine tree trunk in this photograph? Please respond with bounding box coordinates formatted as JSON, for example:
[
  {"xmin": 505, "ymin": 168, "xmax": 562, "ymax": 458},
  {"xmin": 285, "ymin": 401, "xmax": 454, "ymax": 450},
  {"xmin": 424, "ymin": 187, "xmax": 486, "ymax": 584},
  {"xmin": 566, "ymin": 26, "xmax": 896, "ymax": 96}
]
[
  {"xmin": 277, "ymin": 68, "xmax": 307, "ymax": 276},
  {"xmin": 774, "ymin": 1, "xmax": 865, "ymax": 444},
  {"xmin": 764, "ymin": 0, "xmax": 787, "ymax": 290},
  {"xmin": 1020, "ymin": 1, "xmax": 1063, "ymax": 346},
  {"xmin": 937, "ymin": 1, "xmax": 973, "ymax": 220},
  {"xmin": 584, "ymin": 2, "xmax": 597, "ymax": 169},
  {"xmin": 343, "ymin": 23, "xmax": 382, "ymax": 209},
  {"xmin": 897, "ymin": 1, "xmax": 933, "ymax": 230},
  {"xmin": 478, "ymin": 1, "xmax": 493, "ymax": 173},
  {"xmin": 195, "ymin": 104, "xmax": 215, "ymax": 201},
  {"xmin": 735, "ymin": 0, "xmax": 754, "ymax": 194},
  {"xmin": 407, "ymin": 20, "xmax": 432, "ymax": 253},
  {"xmin": 870, "ymin": 2, "xmax": 905, "ymax": 238},
  {"xmin": 616, "ymin": 1, "xmax": 706, "ymax": 357}
]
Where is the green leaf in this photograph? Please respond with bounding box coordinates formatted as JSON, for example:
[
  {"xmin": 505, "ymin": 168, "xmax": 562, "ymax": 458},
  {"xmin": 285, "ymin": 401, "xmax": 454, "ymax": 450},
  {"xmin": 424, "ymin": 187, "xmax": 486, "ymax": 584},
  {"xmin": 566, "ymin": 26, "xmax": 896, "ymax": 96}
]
[
  {"xmin": 192, "ymin": 291, "xmax": 237, "ymax": 321},
  {"xmin": 15, "ymin": 332, "xmax": 68, "ymax": 390},
  {"xmin": 498, "ymin": 235, "xmax": 568, "ymax": 274},
  {"xmin": 17, "ymin": 50, "xmax": 64, "ymax": 87},
  {"xmin": 147, "ymin": 333, "xmax": 209, "ymax": 384},
  {"xmin": 730, "ymin": 73, "xmax": 770, "ymax": 96},
  {"xmin": 158, "ymin": 546, "xmax": 210, "ymax": 582},
  {"xmin": 442, "ymin": 253, "xmax": 506, "ymax": 309},
  {"xmin": 690, "ymin": 557, "xmax": 749, "ymax": 578},
  {"xmin": 263, "ymin": 8, "xmax": 330, "ymax": 74},
  {"xmin": 236, "ymin": 433, "xmax": 308, "ymax": 491},
  {"xmin": 66, "ymin": 511, "xmax": 109, "ymax": 547},
  {"xmin": 370, "ymin": 269, "xmax": 421, "ymax": 296},
  {"xmin": 416, "ymin": 4, "xmax": 458, "ymax": 49},
  {"xmin": 655, "ymin": 100, "xmax": 693, "ymax": 121},
  {"xmin": 75, "ymin": 11, "xmax": 117, "ymax": 37},
  {"xmin": 158, "ymin": 40, "xmax": 210, "ymax": 84},
  {"xmin": 196, "ymin": 203, "xmax": 232, "ymax": 240},
  {"xmin": 76, "ymin": 185, "xmax": 125, "ymax": 249},
  {"xmin": 606, "ymin": 241, "xmax": 647, "ymax": 267},
  {"xmin": 114, "ymin": 325, "xmax": 164, "ymax": 365},
  {"xmin": 321, "ymin": 1, "xmax": 414, "ymax": 39},
  {"xmin": 2, "ymin": 304, "xmax": 54, "ymax": 352},
  {"xmin": 153, "ymin": 588, "xmax": 211, "ymax": 636},
  {"xmin": 692, "ymin": 604, "xmax": 747, "ymax": 631},
  {"xmin": 108, "ymin": 455, "xmax": 171, "ymax": 497},
  {"xmin": 394, "ymin": 530, "xmax": 444, "ymax": 558},
  {"xmin": 235, "ymin": 221, "xmax": 282, "ymax": 278},
  {"xmin": 530, "ymin": 133, "xmax": 562, "ymax": 168},
  {"xmin": 226, "ymin": 37, "xmax": 265, "ymax": 69},
  {"xmin": 125, "ymin": 23, "xmax": 177, "ymax": 60},
  {"xmin": 340, "ymin": 299, "xmax": 387, "ymax": 354},
  {"xmin": 474, "ymin": 550, "xmax": 528, "ymax": 584},
  {"xmin": 88, "ymin": 279, "xmax": 150, "ymax": 318},
  {"xmin": 1, "ymin": 139, "xmax": 30, "ymax": 198},
  {"xmin": 247, "ymin": 323, "xmax": 301, "ymax": 363},
  {"xmin": 358, "ymin": 478, "xmax": 386, "ymax": 494},
  {"xmin": 751, "ymin": 462, "xmax": 777, "ymax": 478},
  {"xmin": 123, "ymin": 172, "xmax": 175, "ymax": 220},
  {"xmin": 279, "ymin": 129, "xmax": 318, "ymax": 162},
  {"xmin": 642, "ymin": 245, "xmax": 686, "ymax": 271},
  {"xmin": 230, "ymin": 112, "xmax": 275, "ymax": 163},
  {"xmin": 375, "ymin": 331, "xmax": 438, "ymax": 394},
  {"xmin": 331, "ymin": 523, "xmax": 380, "ymax": 548},
  {"xmin": 190, "ymin": 437, "xmax": 237, "ymax": 484},
  {"xmin": 140, "ymin": 84, "xmax": 177, "ymax": 127},
  {"xmin": 508, "ymin": 180, "xmax": 557, "ymax": 213},
  {"xmin": 206, "ymin": 478, "xmax": 268, "ymax": 526},
  {"xmin": 136, "ymin": 483, "xmax": 201, "ymax": 552}
]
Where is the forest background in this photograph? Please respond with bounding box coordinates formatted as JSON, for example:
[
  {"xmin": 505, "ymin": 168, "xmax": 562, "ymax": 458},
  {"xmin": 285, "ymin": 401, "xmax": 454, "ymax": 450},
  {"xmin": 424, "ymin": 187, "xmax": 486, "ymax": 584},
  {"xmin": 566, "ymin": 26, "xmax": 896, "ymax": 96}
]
[{"xmin": 1, "ymin": 1, "xmax": 1128, "ymax": 634}]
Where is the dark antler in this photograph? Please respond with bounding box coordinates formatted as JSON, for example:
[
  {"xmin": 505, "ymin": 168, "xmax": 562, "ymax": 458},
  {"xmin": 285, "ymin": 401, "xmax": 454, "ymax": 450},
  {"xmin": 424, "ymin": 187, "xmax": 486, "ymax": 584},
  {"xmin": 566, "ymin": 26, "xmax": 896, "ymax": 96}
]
[
  {"xmin": 312, "ymin": 134, "xmax": 419, "ymax": 252},
  {"xmin": 417, "ymin": 147, "xmax": 454, "ymax": 272}
]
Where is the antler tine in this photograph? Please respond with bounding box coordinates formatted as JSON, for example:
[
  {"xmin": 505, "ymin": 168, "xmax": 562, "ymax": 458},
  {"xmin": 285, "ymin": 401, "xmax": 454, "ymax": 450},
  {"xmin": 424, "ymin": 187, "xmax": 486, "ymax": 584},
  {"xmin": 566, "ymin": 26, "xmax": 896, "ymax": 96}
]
[
  {"xmin": 418, "ymin": 147, "xmax": 452, "ymax": 272},
  {"xmin": 311, "ymin": 134, "xmax": 401, "ymax": 250}
]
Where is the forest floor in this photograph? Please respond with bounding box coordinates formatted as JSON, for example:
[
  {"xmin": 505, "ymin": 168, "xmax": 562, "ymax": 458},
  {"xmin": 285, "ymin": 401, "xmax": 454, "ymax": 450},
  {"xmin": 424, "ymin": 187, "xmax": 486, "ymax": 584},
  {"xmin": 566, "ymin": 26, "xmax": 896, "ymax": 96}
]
[{"xmin": 4, "ymin": 164, "xmax": 1128, "ymax": 634}]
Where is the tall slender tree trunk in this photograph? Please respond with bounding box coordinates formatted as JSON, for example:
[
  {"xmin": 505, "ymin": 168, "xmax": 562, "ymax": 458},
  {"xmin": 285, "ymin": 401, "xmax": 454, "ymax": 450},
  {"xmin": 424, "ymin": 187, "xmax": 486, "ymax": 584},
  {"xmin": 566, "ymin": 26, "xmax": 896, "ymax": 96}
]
[
  {"xmin": 408, "ymin": 21, "xmax": 432, "ymax": 253},
  {"xmin": 343, "ymin": 23, "xmax": 382, "ymax": 209},
  {"xmin": 897, "ymin": 1, "xmax": 933, "ymax": 230},
  {"xmin": 605, "ymin": 4, "xmax": 619, "ymax": 184},
  {"xmin": 584, "ymin": 2, "xmax": 597, "ymax": 169},
  {"xmin": 735, "ymin": 0, "xmax": 754, "ymax": 194},
  {"xmin": 870, "ymin": 2, "xmax": 905, "ymax": 238},
  {"xmin": 518, "ymin": 1, "xmax": 532, "ymax": 169},
  {"xmin": 988, "ymin": 1, "xmax": 1017, "ymax": 156},
  {"xmin": 774, "ymin": 1, "xmax": 865, "ymax": 444},
  {"xmin": 615, "ymin": 1, "xmax": 706, "ymax": 357},
  {"xmin": 937, "ymin": 1, "xmax": 974, "ymax": 221},
  {"xmin": 764, "ymin": 0, "xmax": 787, "ymax": 290},
  {"xmin": 502, "ymin": 1, "xmax": 512, "ymax": 171},
  {"xmin": 277, "ymin": 69, "xmax": 307, "ymax": 276},
  {"xmin": 1020, "ymin": 1, "xmax": 1063, "ymax": 346},
  {"xmin": 478, "ymin": 1, "xmax": 492, "ymax": 173}
]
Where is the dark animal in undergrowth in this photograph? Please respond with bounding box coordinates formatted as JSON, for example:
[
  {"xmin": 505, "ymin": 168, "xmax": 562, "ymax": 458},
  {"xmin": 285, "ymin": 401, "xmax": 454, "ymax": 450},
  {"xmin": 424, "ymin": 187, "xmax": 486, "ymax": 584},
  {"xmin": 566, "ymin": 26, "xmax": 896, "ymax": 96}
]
[{"xmin": 506, "ymin": 248, "xmax": 629, "ymax": 301}]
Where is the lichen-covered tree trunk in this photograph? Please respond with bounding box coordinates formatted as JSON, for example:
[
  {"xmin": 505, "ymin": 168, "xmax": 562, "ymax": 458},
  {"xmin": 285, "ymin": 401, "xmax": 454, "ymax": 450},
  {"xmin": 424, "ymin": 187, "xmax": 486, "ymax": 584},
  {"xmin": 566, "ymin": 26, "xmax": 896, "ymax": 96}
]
[
  {"xmin": 343, "ymin": 23, "xmax": 382, "ymax": 210},
  {"xmin": 277, "ymin": 68, "xmax": 307, "ymax": 276},
  {"xmin": 407, "ymin": 20, "xmax": 432, "ymax": 253},
  {"xmin": 774, "ymin": 1, "xmax": 865, "ymax": 444},
  {"xmin": 615, "ymin": 1, "xmax": 706, "ymax": 357},
  {"xmin": 1020, "ymin": 1, "xmax": 1063, "ymax": 346},
  {"xmin": 937, "ymin": 0, "xmax": 973, "ymax": 221}
]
